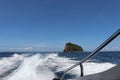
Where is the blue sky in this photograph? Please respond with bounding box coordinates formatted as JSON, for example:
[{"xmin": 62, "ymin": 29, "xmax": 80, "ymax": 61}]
[{"xmin": 0, "ymin": 0, "xmax": 120, "ymax": 52}]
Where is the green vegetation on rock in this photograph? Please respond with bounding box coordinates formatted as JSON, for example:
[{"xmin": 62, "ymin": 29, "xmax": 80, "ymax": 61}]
[{"xmin": 63, "ymin": 42, "xmax": 84, "ymax": 52}]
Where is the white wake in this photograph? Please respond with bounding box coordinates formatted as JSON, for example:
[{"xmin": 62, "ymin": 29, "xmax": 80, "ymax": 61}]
[{"xmin": 0, "ymin": 53, "xmax": 116, "ymax": 80}]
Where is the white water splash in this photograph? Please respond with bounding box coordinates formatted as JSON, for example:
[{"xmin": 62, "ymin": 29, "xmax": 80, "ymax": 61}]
[
  {"xmin": 69, "ymin": 62, "xmax": 116, "ymax": 77},
  {"xmin": 5, "ymin": 54, "xmax": 55, "ymax": 80},
  {"xmin": 0, "ymin": 53, "xmax": 116, "ymax": 80},
  {"xmin": 0, "ymin": 54, "xmax": 23, "ymax": 77}
]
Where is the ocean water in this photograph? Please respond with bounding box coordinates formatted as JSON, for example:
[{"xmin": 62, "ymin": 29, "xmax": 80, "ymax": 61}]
[{"xmin": 0, "ymin": 51, "xmax": 120, "ymax": 80}]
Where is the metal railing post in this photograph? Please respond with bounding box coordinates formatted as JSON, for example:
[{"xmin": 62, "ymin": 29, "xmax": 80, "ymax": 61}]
[{"xmin": 80, "ymin": 63, "xmax": 84, "ymax": 77}]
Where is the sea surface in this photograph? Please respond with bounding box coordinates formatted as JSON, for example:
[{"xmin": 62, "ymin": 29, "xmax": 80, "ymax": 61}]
[{"xmin": 0, "ymin": 51, "xmax": 120, "ymax": 80}]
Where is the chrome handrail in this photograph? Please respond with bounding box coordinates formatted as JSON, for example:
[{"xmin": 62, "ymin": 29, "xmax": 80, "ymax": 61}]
[{"xmin": 60, "ymin": 28, "xmax": 120, "ymax": 80}]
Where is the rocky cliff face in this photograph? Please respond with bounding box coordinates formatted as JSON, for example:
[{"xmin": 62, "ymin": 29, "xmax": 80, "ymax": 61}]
[{"xmin": 63, "ymin": 42, "xmax": 84, "ymax": 52}]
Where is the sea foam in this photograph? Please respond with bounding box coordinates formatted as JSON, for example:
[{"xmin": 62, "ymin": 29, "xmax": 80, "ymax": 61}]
[{"xmin": 0, "ymin": 53, "xmax": 116, "ymax": 80}]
